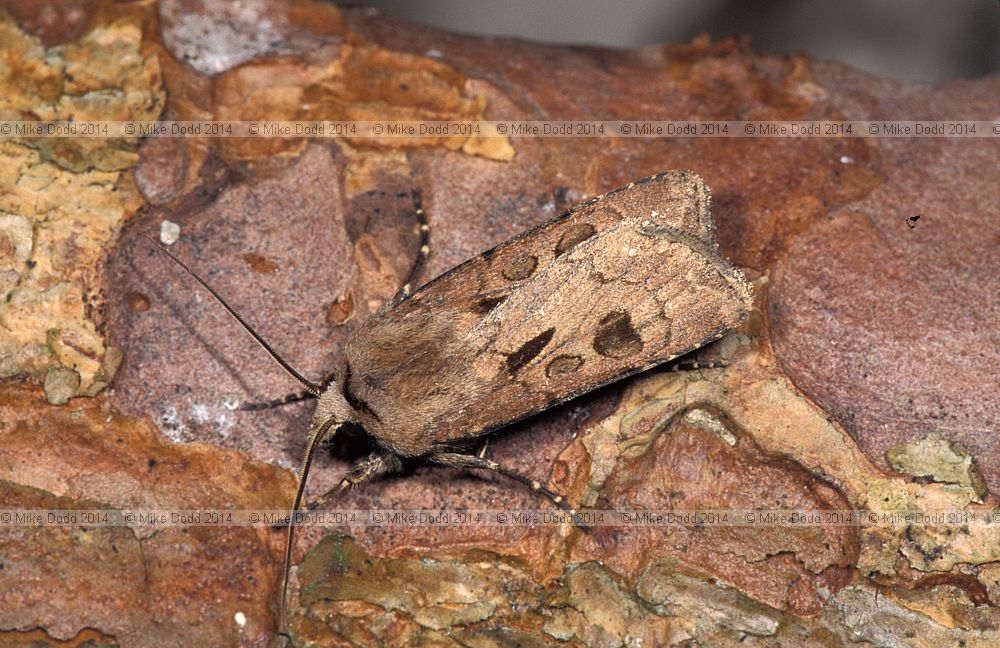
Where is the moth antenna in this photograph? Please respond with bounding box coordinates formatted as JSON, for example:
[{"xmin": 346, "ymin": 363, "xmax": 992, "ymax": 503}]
[
  {"xmin": 279, "ymin": 416, "xmax": 339, "ymax": 632},
  {"xmin": 144, "ymin": 234, "xmax": 321, "ymax": 397}
]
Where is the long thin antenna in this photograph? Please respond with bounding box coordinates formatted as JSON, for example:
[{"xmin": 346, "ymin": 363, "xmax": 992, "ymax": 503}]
[
  {"xmin": 145, "ymin": 234, "xmax": 321, "ymax": 397},
  {"xmin": 279, "ymin": 416, "xmax": 338, "ymax": 631}
]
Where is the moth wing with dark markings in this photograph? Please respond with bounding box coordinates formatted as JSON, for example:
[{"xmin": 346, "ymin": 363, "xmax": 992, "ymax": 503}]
[
  {"xmin": 455, "ymin": 217, "xmax": 752, "ymax": 439},
  {"xmin": 340, "ymin": 171, "xmax": 752, "ymax": 457}
]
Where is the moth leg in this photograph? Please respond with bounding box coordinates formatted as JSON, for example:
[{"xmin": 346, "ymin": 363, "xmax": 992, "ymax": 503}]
[
  {"xmin": 387, "ymin": 189, "xmax": 429, "ymax": 309},
  {"xmin": 476, "ymin": 438, "xmax": 490, "ymax": 459},
  {"xmin": 306, "ymin": 451, "xmax": 399, "ymax": 511},
  {"xmin": 426, "ymin": 452, "xmax": 574, "ymax": 513},
  {"xmin": 667, "ymin": 358, "xmax": 728, "ymax": 372}
]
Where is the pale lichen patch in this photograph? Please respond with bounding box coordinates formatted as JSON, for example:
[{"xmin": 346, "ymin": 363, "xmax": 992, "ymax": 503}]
[
  {"xmin": 887, "ymin": 433, "xmax": 987, "ymax": 501},
  {"xmin": 0, "ymin": 13, "xmax": 164, "ymax": 396}
]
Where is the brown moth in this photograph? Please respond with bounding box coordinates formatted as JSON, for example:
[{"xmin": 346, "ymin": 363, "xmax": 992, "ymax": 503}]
[{"xmin": 149, "ymin": 169, "xmax": 753, "ymax": 632}]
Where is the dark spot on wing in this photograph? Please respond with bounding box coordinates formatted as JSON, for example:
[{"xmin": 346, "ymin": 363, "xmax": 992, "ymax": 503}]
[
  {"xmin": 546, "ymin": 354, "xmax": 583, "ymax": 378},
  {"xmin": 593, "ymin": 311, "xmax": 643, "ymax": 358},
  {"xmin": 475, "ymin": 295, "xmax": 507, "ymax": 313},
  {"xmin": 555, "ymin": 223, "xmax": 597, "ymax": 256},
  {"xmin": 506, "ymin": 327, "xmax": 555, "ymax": 375},
  {"xmin": 501, "ymin": 255, "xmax": 538, "ymax": 281},
  {"xmin": 590, "ymin": 270, "xmax": 612, "ymax": 285}
]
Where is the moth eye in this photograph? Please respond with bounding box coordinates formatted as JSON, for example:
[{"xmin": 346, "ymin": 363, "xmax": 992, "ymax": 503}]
[
  {"xmin": 593, "ymin": 311, "xmax": 643, "ymax": 358},
  {"xmin": 555, "ymin": 223, "xmax": 597, "ymax": 256},
  {"xmin": 506, "ymin": 327, "xmax": 555, "ymax": 375},
  {"xmin": 501, "ymin": 255, "xmax": 538, "ymax": 281},
  {"xmin": 545, "ymin": 354, "xmax": 583, "ymax": 378},
  {"xmin": 475, "ymin": 295, "xmax": 508, "ymax": 313}
]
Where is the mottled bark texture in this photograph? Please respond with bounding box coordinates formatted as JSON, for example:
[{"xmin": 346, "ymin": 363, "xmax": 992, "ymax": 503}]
[{"xmin": 0, "ymin": 1, "xmax": 997, "ymax": 646}]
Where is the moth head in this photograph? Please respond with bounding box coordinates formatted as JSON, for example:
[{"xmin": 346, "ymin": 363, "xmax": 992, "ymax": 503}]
[{"xmin": 312, "ymin": 380, "xmax": 357, "ymax": 432}]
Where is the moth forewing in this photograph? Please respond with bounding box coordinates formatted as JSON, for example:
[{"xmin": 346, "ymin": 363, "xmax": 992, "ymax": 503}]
[
  {"xmin": 468, "ymin": 218, "xmax": 752, "ymax": 408},
  {"xmin": 334, "ymin": 171, "xmax": 752, "ymax": 457}
]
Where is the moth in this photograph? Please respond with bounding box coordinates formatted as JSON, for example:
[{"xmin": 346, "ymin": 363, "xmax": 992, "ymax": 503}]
[{"xmin": 149, "ymin": 169, "xmax": 753, "ymax": 632}]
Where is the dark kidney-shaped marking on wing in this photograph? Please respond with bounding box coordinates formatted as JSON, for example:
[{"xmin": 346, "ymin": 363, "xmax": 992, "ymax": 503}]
[
  {"xmin": 505, "ymin": 327, "xmax": 556, "ymax": 375},
  {"xmin": 555, "ymin": 223, "xmax": 597, "ymax": 256},
  {"xmin": 501, "ymin": 255, "xmax": 538, "ymax": 281},
  {"xmin": 545, "ymin": 354, "xmax": 584, "ymax": 378},
  {"xmin": 475, "ymin": 295, "xmax": 508, "ymax": 313},
  {"xmin": 593, "ymin": 311, "xmax": 643, "ymax": 358}
]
